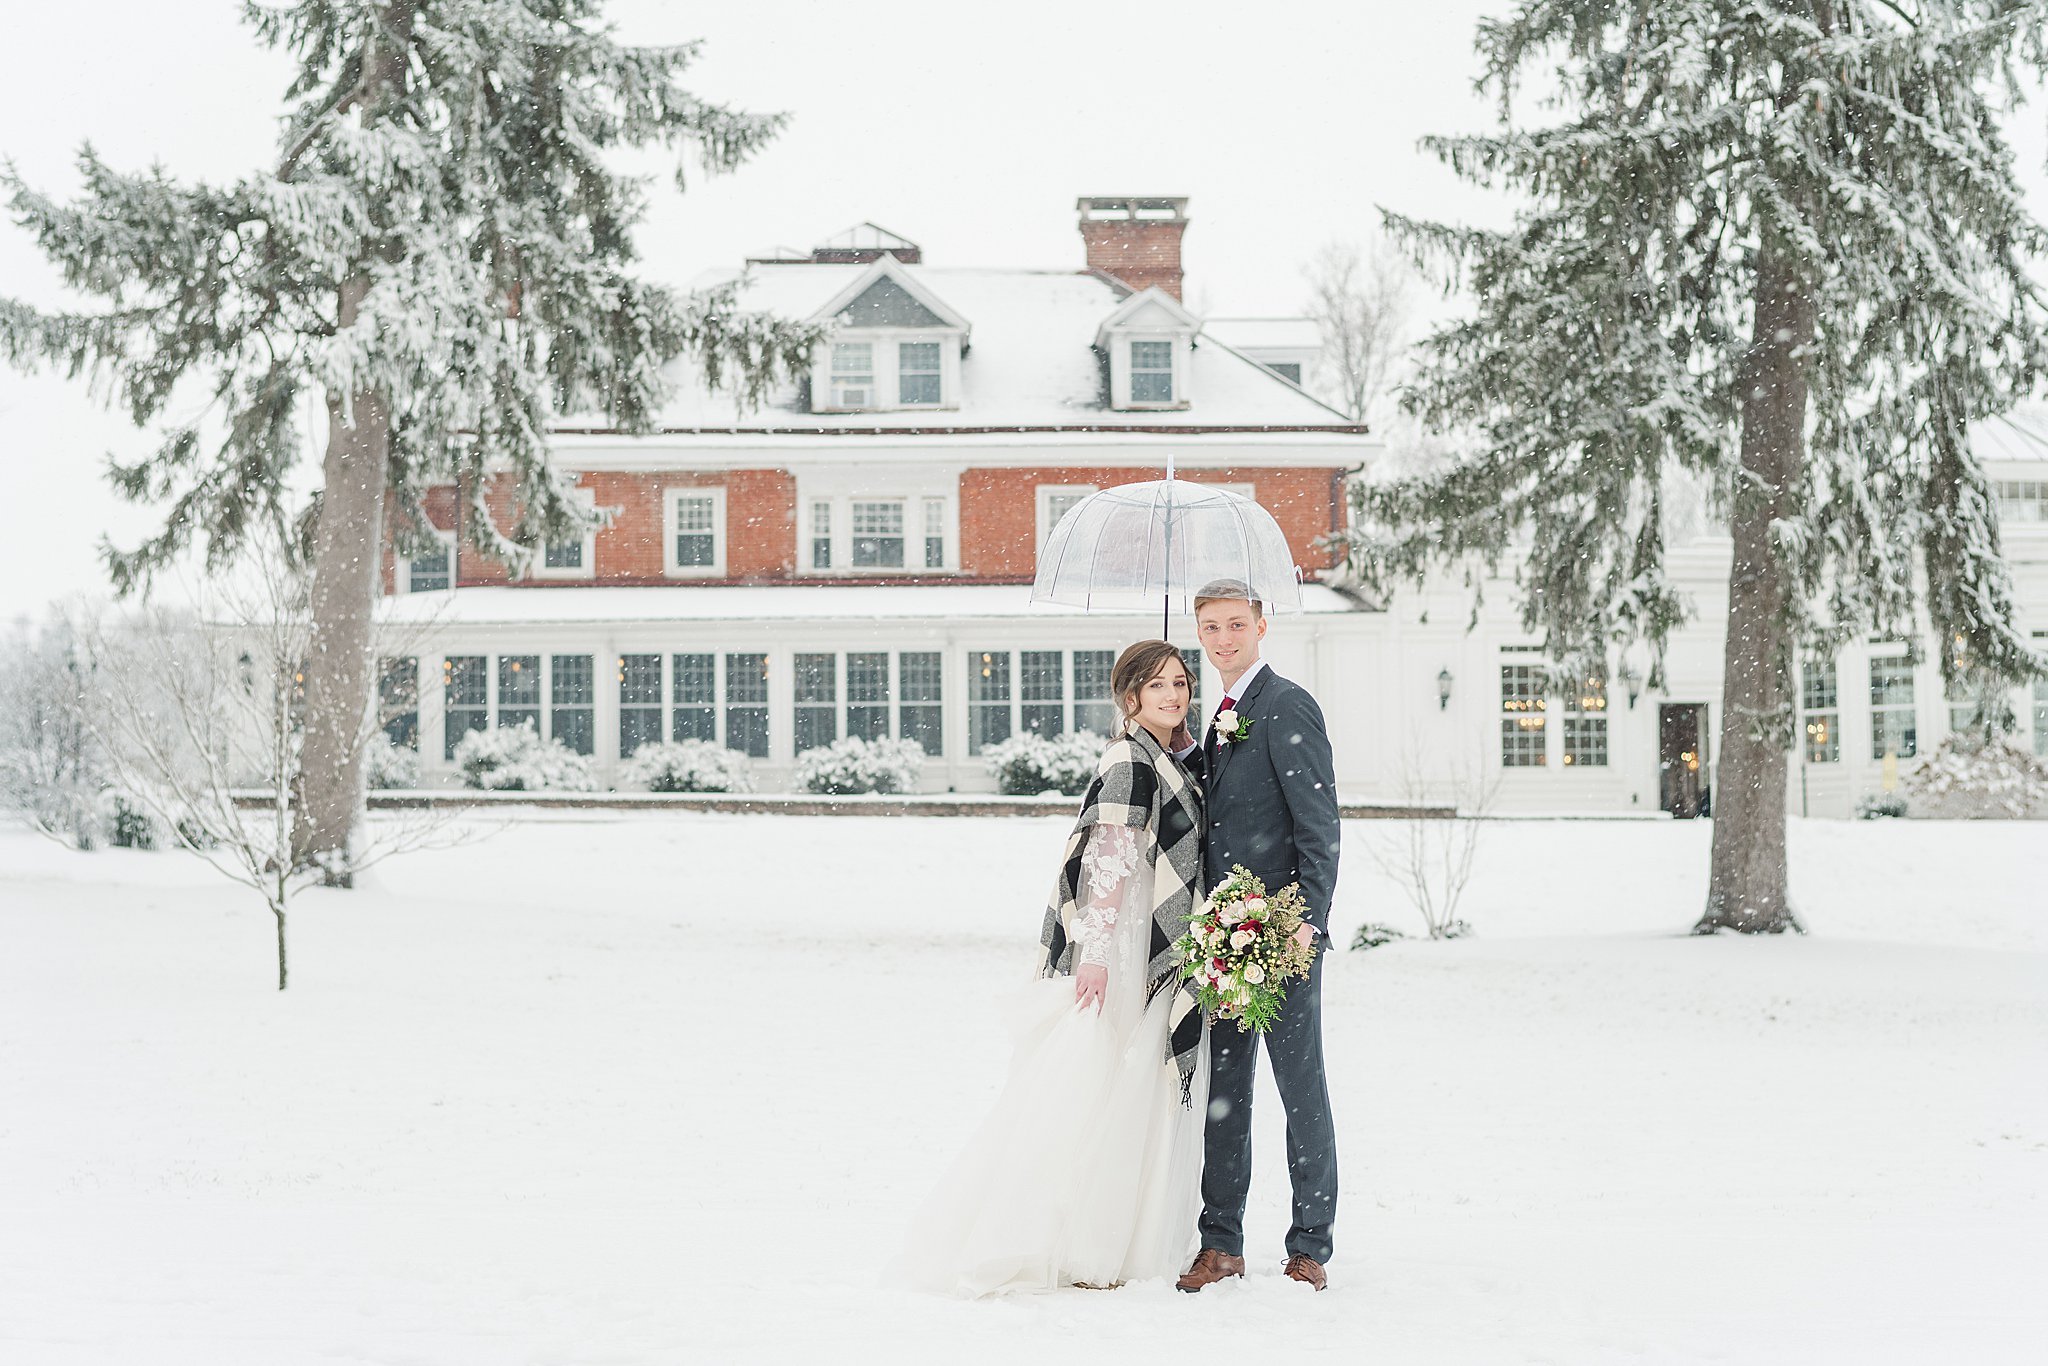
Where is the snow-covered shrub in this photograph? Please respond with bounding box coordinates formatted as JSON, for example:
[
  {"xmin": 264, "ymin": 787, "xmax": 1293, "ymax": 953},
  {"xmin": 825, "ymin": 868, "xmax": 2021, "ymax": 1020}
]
[
  {"xmin": 794, "ymin": 736, "xmax": 925, "ymax": 795},
  {"xmin": 363, "ymin": 733, "xmax": 421, "ymax": 790},
  {"xmin": 982, "ymin": 731, "xmax": 1105, "ymax": 796},
  {"xmin": 452, "ymin": 722, "xmax": 595, "ymax": 792},
  {"xmin": 1900, "ymin": 735, "xmax": 2048, "ymax": 819},
  {"xmin": 1349, "ymin": 922, "xmax": 1407, "ymax": 952},
  {"xmin": 1855, "ymin": 792, "xmax": 1908, "ymax": 819},
  {"xmin": 624, "ymin": 739, "xmax": 755, "ymax": 794},
  {"xmin": 101, "ymin": 790, "xmax": 159, "ymax": 849}
]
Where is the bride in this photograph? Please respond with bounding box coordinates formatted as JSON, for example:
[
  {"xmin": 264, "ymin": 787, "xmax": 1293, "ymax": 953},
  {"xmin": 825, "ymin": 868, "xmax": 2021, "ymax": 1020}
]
[{"xmin": 894, "ymin": 640, "xmax": 1210, "ymax": 1295}]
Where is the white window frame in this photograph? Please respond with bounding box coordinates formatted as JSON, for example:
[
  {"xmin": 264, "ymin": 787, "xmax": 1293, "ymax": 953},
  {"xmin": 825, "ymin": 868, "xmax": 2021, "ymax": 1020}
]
[
  {"xmin": 813, "ymin": 331, "xmax": 960, "ymax": 414},
  {"xmin": 664, "ymin": 486, "xmax": 727, "ymax": 579},
  {"xmin": 1993, "ymin": 479, "xmax": 2047, "ymax": 524},
  {"xmin": 805, "ymin": 492, "xmax": 954, "ymax": 575},
  {"xmin": 1036, "ymin": 484, "xmax": 1098, "ymax": 555},
  {"xmin": 532, "ymin": 491, "xmax": 597, "ymax": 581},
  {"xmin": 849, "ymin": 498, "xmax": 909, "ymax": 570},
  {"xmin": 399, "ymin": 527, "xmax": 457, "ymax": 595},
  {"xmin": 828, "ymin": 341, "xmax": 875, "ymax": 409},
  {"xmin": 1128, "ymin": 337, "xmax": 1177, "ymax": 405},
  {"xmin": 897, "ymin": 339, "xmax": 944, "ymax": 407},
  {"xmin": 1867, "ymin": 649, "xmax": 1919, "ymax": 761}
]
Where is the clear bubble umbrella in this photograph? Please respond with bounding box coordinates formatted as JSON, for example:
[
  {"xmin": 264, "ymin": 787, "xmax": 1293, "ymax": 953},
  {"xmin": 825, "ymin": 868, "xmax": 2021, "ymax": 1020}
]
[{"xmin": 1031, "ymin": 464, "xmax": 1304, "ymax": 639}]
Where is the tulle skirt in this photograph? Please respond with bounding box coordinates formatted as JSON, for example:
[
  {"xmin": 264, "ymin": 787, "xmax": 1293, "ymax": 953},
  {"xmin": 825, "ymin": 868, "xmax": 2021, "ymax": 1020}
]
[{"xmin": 891, "ymin": 878, "xmax": 1210, "ymax": 1296}]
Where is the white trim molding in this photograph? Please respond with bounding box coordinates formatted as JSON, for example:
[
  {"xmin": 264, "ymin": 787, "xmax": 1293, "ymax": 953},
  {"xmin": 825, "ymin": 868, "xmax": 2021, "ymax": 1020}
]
[{"xmin": 664, "ymin": 485, "xmax": 728, "ymax": 579}]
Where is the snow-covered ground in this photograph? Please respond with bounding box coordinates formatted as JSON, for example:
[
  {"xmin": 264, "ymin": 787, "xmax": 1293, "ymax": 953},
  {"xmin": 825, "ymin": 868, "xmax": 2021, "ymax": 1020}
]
[{"xmin": 1, "ymin": 812, "xmax": 2042, "ymax": 1365}]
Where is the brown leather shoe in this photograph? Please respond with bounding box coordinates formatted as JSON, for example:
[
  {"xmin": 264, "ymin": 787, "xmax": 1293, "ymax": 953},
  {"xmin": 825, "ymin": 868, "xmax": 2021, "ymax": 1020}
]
[
  {"xmin": 1176, "ymin": 1248, "xmax": 1247, "ymax": 1292},
  {"xmin": 1283, "ymin": 1254, "xmax": 1328, "ymax": 1291}
]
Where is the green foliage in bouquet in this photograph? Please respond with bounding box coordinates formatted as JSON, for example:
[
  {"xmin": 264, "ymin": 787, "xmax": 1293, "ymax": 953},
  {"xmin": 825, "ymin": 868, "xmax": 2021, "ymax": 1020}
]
[{"xmin": 1176, "ymin": 865, "xmax": 1318, "ymax": 1034}]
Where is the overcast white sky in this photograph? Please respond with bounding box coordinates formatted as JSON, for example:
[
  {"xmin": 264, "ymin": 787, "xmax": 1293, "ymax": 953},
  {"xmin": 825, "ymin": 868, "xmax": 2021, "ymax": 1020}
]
[{"xmin": 3, "ymin": 0, "xmax": 2044, "ymax": 625}]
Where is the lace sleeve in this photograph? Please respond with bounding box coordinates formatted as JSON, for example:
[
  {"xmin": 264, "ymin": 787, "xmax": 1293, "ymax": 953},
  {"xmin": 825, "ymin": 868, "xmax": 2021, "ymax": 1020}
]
[{"xmin": 1073, "ymin": 823, "xmax": 1145, "ymax": 968}]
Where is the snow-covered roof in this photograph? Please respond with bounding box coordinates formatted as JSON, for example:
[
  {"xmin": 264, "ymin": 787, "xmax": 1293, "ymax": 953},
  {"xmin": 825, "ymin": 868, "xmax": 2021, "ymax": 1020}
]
[
  {"xmin": 1975, "ymin": 407, "xmax": 2048, "ymax": 466},
  {"xmin": 638, "ymin": 263, "xmax": 1358, "ymax": 433},
  {"xmin": 379, "ymin": 583, "xmax": 1365, "ymax": 627},
  {"xmin": 1203, "ymin": 317, "xmax": 1323, "ymax": 352}
]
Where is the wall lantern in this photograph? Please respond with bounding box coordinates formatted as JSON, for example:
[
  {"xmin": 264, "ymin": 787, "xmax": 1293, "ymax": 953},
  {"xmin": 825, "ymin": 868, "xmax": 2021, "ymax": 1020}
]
[
  {"xmin": 1618, "ymin": 660, "xmax": 1643, "ymax": 710},
  {"xmin": 1436, "ymin": 668, "xmax": 1454, "ymax": 710}
]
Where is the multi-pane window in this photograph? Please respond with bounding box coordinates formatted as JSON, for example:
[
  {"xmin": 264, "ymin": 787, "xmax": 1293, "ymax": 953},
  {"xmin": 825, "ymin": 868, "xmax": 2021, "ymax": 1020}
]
[
  {"xmin": 846, "ymin": 653, "xmax": 891, "ymax": 741},
  {"xmin": 543, "ymin": 537, "xmax": 584, "ymax": 570},
  {"xmin": 1130, "ymin": 340, "xmax": 1174, "ymax": 402},
  {"xmin": 830, "ymin": 342, "xmax": 874, "ymax": 407},
  {"xmin": 969, "ymin": 650, "xmax": 1013, "ymax": 754},
  {"xmin": 408, "ymin": 542, "xmax": 451, "ymax": 592},
  {"xmin": 794, "ymin": 653, "xmax": 838, "ymax": 753},
  {"xmin": 379, "ymin": 656, "xmax": 418, "ymax": 751},
  {"xmin": 898, "ymin": 341, "xmax": 942, "ymax": 405},
  {"xmin": 1561, "ymin": 674, "xmax": 1608, "ymax": 767},
  {"xmin": 1180, "ymin": 647, "xmax": 1204, "ymax": 720},
  {"xmin": 443, "ymin": 655, "xmax": 488, "ymax": 758},
  {"xmin": 549, "ymin": 655, "xmax": 594, "ymax": 756},
  {"xmin": 852, "ymin": 501, "xmax": 905, "ymax": 568},
  {"xmin": 726, "ymin": 653, "xmax": 770, "ymax": 758},
  {"xmin": 1038, "ymin": 486, "xmax": 1095, "ymax": 555},
  {"xmin": 1073, "ymin": 650, "xmax": 1116, "ymax": 735},
  {"xmin": 1869, "ymin": 654, "xmax": 1918, "ymax": 760},
  {"xmin": 674, "ymin": 653, "xmax": 717, "ymax": 743},
  {"xmin": 619, "ymin": 654, "xmax": 663, "ymax": 758},
  {"xmin": 900, "ymin": 652, "xmax": 943, "ymax": 756},
  {"xmin": 1268, "ymin": 362, "xmax": 1303, "ymax": 384},
  {"xmin": 923, "ymin": 497, "xmax": 946, "ymax": 570},
  {"xmin": 1500, "ymin": 664, "xmax": 1547, "ymax": 767},
  {"xmin": 1994, "ymin": 479, "xmax": 2048, "ymax": 523},
  {"xmin": 1801, "ymin": 659, "xmax": 1840, "ymax": 763},
  {"xmin": 673, "ymin": 494, "xmax": 718, "ymax": 571},
  {"xmin": 811, "ymin": 501, "xmax": 833, "ymax": 570},
  {"xmin": 2034, "ymin": 673, "xmax": 2048, "ymax": 758},
  {"xmin": 1020, "ymin": 650, "xmax": 1065, "ymax": 737},
  {"xmin": 498, "ymin": 655, "xmax": 541, "ymax": 732}
]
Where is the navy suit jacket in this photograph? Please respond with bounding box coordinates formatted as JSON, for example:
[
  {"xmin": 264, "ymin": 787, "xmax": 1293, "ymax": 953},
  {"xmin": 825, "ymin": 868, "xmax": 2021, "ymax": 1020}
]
[{"xmin": 1194, "ymin": 665, "xmax": 1341, "ymax": 934}]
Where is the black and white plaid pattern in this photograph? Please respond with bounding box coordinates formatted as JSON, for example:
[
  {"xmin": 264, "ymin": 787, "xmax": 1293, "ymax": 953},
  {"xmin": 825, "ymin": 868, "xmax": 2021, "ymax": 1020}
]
[{"xmin": 1035, "ymin": 725, "xmax": 1207, "ymax": 1102}]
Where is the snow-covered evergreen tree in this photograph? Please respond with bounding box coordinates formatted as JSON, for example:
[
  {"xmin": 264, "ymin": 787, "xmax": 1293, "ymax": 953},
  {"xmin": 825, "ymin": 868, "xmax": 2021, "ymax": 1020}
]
[
  {"xmin": 1, "ymin": 1, "xmax": 823, "ymax": 882},
  {"xmin": 1343, "ymin": 0, "xmax": 2048, "ymax": 934}
]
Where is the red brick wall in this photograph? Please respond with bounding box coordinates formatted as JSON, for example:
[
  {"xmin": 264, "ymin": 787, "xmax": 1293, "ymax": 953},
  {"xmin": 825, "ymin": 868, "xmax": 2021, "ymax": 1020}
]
[
  {"xmin": 382, "ymin": 469, "xmax": 798, "ymax": 587},
  {"xmin": 1079, "ymin": 220, "xmax": 1187, "ymax": 299},
  {"xmin": 384, "ymin": 465, "xmax": 1341, "ymax": 587},
  {"xmin": 958, "ymin": 467, "xmax": 1343, "ymax": 580}
]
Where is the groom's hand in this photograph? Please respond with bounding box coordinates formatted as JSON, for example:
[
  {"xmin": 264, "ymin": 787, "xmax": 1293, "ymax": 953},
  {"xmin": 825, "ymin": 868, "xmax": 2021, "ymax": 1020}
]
[
  {"xmin": 1074, "ymin": 964, "xmax": 1108, "ymax": 1012},
  {"xmin": 1293, "ymin": 924, "xmax": 1316, "ymax": 950}
]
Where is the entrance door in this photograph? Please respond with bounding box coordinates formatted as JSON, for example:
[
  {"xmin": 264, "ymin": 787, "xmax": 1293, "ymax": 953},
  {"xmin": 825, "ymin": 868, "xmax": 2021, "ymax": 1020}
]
[{"xmin": 1659, "ymin": 704, "xmax": 1709, "ymax": 818}]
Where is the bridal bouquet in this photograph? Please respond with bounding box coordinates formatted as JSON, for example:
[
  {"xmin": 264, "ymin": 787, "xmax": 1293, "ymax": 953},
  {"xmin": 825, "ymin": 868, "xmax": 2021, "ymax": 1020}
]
[{"xmin": 1176, "ymin": 865, "xmax": 1318, "ymax": 1033}]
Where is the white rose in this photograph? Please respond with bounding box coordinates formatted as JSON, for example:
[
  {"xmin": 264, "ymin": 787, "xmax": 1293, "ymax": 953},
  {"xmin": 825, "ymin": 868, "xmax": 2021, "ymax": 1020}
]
[
  {"xmin": 1245, "ymin": 897, "xmax": 1267, "ymax": 915},
  {"xmin": 1229, "ymin": 928, "xmax": 1255, "ymax": 951},
  {"xmin": 1244, "ymin": 962, "xmax": 1266, "ymax": 985}
]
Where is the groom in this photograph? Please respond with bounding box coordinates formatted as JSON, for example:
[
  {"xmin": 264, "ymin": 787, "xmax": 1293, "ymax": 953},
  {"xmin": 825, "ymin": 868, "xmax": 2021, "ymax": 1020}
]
[{"xmin": 1176, "ymin": 579, "xmax": 1341, "ymax": 1293}]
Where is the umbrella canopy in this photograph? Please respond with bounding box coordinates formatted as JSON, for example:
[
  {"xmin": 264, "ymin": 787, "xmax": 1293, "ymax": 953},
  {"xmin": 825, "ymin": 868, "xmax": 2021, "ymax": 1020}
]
[{"xmin": 1030, "ymin": 478, "xmax": 1304, "ymax": 623}]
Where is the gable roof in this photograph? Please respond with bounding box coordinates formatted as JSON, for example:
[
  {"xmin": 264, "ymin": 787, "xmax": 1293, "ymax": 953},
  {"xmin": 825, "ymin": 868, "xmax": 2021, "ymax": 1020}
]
[
  {"xmin": 626, "ymin": 262, "xmax": 1359, "ymax": 433},
  {"xmin": 1093, "ymin": 285, "xmax": 1200, "ymax": 346},
  {"xmin": 811, "ymin": 256, "xmax": 969, "ymax": 333}
]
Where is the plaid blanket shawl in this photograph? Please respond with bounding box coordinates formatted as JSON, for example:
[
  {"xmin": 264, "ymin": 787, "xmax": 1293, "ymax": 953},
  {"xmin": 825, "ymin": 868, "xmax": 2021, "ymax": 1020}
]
[{"xmin": 1034, "ymin": 724, "xmax": 1207, "ymax": 1102}]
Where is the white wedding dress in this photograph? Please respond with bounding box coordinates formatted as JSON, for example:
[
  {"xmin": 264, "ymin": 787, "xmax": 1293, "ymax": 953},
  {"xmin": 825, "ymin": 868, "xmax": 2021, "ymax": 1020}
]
[{"xmin": 893, "ymin": 825, "xmax": 1211, "ymax": 1296}]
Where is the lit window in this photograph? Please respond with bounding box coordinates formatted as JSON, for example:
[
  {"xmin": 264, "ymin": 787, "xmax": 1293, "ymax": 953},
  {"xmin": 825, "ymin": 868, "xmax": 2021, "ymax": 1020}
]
[
  {"xmin": 1562, "ymin": 673, "xmax": 1607, "ymax": 768},
  {"xmin": 1801, "ymin": 659, "xmax": 1839, "ymax": 763},
  {"xmin": 379, "ymin": 657, "xmax": 418, "ymax": 752},
  {"xmin": 969, "ymin": 651, "xmax": 1012, "ymax": 754},
  {"xmin": 852, "ymin": 500, "xmax": 905, "ymax": 568},
  {"xmin": 498, "ymin": 655, "xmax": 541, "ymax": 733},
  {"xmin": 443, "ymin": 656, "xmax": 487, "ymax": 759},
  {"xmin": 1131, "ymin": 341, "xmax": 1174, "ymax": 403},
  {"xmin": 830, "ymin": 342, "xmax": 874, "ymax": 408},
  {"xmin": 1869, "ymin": 654, "xmax": 1917, "ymax": 760},
  {"xmin": 1500, "ymin": 664, "xmax": 1547, "ymax": 767},
  {"xmin": 899, "ymin": 341, "xmax": 942, "ymax": 405}
]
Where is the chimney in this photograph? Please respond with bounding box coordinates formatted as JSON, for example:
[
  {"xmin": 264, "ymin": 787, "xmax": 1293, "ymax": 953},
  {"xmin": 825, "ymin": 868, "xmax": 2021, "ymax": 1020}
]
[{"xmin": 1077, "ymin": 196, "xmax": 1188, "ymax": 300}]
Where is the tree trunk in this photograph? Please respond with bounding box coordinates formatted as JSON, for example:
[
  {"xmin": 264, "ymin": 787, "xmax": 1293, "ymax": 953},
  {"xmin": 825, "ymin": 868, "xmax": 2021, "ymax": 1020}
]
[
  {"xmin": 293, "ymin": 273, "xmax": 388, "ymax": 886},
  {"xmin": 275, "ymin": 905, "xmax": 289, "ymax": 992},
  {"xmin": 1694, "ymin": 246, "xmax": 1811, "ymax": 935}
]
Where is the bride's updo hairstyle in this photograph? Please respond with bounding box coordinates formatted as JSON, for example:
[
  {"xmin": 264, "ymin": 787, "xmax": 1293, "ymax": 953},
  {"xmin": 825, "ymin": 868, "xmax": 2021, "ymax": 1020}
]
[{"xmin": 1110, "ymin": 640, "xmax": 1191, "ymax": 738}]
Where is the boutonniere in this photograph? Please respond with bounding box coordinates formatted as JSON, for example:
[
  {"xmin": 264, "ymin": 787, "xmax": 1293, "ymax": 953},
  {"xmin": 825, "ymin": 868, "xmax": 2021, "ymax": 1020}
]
[{"xmin": 1216, "ymin": 709, "xmax": 1254, "ymax": 744}]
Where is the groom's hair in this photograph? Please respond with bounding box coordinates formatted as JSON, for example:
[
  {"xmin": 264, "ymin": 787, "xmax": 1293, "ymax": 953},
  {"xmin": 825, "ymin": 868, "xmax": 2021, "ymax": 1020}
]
[{"xmin": 1193, "ymin": 579, "xmax": 1263, "ymax": 618}]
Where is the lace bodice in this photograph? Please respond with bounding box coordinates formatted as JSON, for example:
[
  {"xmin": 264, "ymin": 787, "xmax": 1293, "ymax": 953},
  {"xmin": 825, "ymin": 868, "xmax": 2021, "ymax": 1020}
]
[{"xmin": 1073, "ymin": 824, "xmax": 1145, "ymax": 968}]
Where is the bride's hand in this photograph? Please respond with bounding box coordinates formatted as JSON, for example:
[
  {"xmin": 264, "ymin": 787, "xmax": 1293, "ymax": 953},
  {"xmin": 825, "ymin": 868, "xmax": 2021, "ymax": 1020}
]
[{"xmin": 1074, "ymin": 964, "xmax": 1108, "ymax": 1012}]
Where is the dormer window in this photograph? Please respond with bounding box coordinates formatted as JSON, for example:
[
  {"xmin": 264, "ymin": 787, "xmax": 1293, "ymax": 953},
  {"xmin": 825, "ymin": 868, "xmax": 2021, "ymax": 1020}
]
[
  {"xmin": 830, "ymin": 343, "xmax": 875, "ymax": 408},
  {"xmin": 899, "ymin": 342, "xmax": 942, "ymax": 405},
  {"xmin": 1130, "ymin": 341, "xmax": 1174, "ymax": 403}
]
